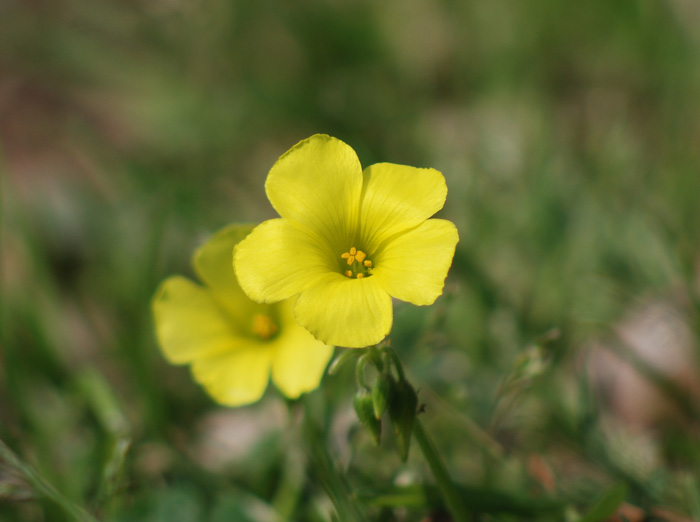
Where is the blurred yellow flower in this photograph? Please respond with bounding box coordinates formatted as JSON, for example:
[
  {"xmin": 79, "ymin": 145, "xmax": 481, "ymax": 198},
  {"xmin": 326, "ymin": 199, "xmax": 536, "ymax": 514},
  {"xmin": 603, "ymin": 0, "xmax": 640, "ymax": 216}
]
[
  {"xmin": 152, "ymin": 225, "xmax": 334, "ymax": 407},
  {"xmin": 234, "ymin": 134, "xmax": 459, "ymax": 348}
]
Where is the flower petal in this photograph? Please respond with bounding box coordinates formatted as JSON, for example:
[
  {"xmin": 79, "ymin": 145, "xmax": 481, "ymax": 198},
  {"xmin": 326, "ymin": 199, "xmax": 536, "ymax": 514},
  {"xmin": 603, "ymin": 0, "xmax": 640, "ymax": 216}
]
[
  {"xmin": 294, "ymin": 273, "xmax": 393, "ymax": 348},
  {"xmin": 270, "ymin": 301, "xmax": 334, "ymax": 399},
  {"xmin": 373, "ymin": 219, "xmax": 459, "ymax": 305},
  {"xmin": 191, "ymin": 343, "xmax": 274, "ymax": 406},
  {"xmin": 194, "ymin": 224, "xmax": 253, "ymax": 296},
  {"xmin": 265, "ymin": 134, "xmax": 362, "ymax": 249},
  {"xmin": 192, "ymin": 224, "xmax": 262, "ymax": 325},
  {"xmin": 359, "ymin": 163, "xmax": 447, "ymax": 252},
  {"xmin": 234, "ymin": 218, "xmax": 332, "ymax": 304},
  {"xmin": 152, "ymin": 276, "xmax": 246, "ymax": 364}
]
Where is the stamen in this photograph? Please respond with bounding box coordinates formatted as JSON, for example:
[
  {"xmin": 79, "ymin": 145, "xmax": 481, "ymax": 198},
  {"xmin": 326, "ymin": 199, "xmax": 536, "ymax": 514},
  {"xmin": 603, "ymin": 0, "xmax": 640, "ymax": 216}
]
[
  {"xmin": 341, "ymin": 246, "xmax": 373, "ymax": 279},
  {"xmin": 252, "ymin": 314, "xmax": 277, "ymax": 339}
]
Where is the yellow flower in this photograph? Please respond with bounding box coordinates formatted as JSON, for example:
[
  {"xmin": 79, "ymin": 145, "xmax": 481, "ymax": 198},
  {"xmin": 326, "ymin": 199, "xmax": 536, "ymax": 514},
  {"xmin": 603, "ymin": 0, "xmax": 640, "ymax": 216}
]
[
  {"xmin": 234, "ymin": 134, "xmax": 459, "ymax": 348},
  {"xmin": 152, "ymin": 225, "xmax": 334, "ymax": 407}
]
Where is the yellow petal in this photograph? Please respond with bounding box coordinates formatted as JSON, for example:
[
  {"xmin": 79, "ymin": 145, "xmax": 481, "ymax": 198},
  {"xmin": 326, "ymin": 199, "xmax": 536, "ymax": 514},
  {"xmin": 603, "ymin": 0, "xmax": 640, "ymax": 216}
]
[
  {"xmin": 234, "ymin": 218, "xmax": 333, "ymax": 304},
  {"xmin": 359, "ymin": 163, "xmax": 447, "ymax": 252},
  {"xmin": 373, "ymin": 219, "xmax": 459, "ymax": 305},
  {"xmin": 294, "ymin": 273, "xmax": 392, "ymax": 348},
  {"xmin": 193, "ymin": 224, "xmax": 259, "ymax": 326},
  {"xmin": 191, "ymin": 343, "xmax": 274, "ymax": 406},
  {"xmin": 194, "ymin": 224, "xmax": 253, "ymax": 295},
  {"xmin": 265, "ymin": 134, "xmax": 362, "ymax": 249},
  {"xmin": 152, "ymin": 276, "xmax": 245, "ymax": 364},
  {"xmin": 270, "ymin": 301, "xmax": 334, "ymax": 399}
]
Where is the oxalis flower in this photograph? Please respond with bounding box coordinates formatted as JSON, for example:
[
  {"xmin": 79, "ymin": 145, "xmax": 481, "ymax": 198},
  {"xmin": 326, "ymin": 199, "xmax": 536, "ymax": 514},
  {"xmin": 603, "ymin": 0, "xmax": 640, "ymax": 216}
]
[
  {"xmin": 152, "ymin": 225, "xmax": 334, "ymax": 406},
  {"xmin": 234, "ymin": 134, "xmax": 459, "ymax": 348}
]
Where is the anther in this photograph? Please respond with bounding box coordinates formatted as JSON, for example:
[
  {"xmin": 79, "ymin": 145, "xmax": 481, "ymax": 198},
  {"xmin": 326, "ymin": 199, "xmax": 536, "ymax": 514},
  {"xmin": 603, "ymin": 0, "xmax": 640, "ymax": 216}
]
[
  {"xmin": 252, "ymin": 314, "xmax": 277, "ymax": 339},
  {"xmin": 341, "ymin": 247, "xmax": 373, "ymax": 278}
]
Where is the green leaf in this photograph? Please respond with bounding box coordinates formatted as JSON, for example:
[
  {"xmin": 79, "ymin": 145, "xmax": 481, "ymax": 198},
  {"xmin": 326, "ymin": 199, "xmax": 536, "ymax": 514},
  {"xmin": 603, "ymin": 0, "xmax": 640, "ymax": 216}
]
[{"xmin": 578, "ymin": 483, "xmax": 627, "ymax": 522}]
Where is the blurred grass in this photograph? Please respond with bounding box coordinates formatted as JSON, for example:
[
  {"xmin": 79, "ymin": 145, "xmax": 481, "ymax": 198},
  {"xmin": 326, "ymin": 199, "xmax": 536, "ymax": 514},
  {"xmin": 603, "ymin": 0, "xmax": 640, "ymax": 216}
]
[{"xmin": 2, "ymin": 0, "xmax": 700, "ymax": 520}]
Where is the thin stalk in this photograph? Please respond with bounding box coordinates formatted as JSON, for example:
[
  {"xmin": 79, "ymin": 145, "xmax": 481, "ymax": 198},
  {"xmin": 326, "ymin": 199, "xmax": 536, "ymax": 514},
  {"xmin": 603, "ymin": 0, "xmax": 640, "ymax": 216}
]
[
  {"xmin": 383, "ymin": 347, "xmax": 406, "ymax": 381},
  {"xmin": 683, "ymin": 473, "xmax": 700, "ymax": 521},
  {"xmin": 0, "ymin": 439, "xmax": 98, "ymax": 522},
  {"xmin": 273, "ymin": 402, "xmax": 305, "ymax": 520},
  {"xmin": 356, "ymin": 352, "xmax": 371, "ymax": 389},
  {"xmin": 302, "ymin": 401, "xmax": 366, "ymax": 522},
  {"xmin": 420, "ymin": 387, "xmax": 504, "ymax": 459},
  {"xmin": 413, "ymin": 418, "xmax": 468, "ymax": 522},
  {"xmin": 383, "ymin": 346, "xmax": 468, "ymax": 520}
]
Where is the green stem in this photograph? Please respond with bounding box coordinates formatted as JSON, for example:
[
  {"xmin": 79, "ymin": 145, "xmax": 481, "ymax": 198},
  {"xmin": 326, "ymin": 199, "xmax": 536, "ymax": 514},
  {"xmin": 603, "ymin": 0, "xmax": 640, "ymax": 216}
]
[
  {"xmin": 356, "ymin": 352, "xmax": 371, "ymax": 389},
  {"xmin": 302, "ymin": 400, "xmax": 366, "ymax": 522},
  {"xmin": 383, "ymin": 346, "xmax": 406, "ymax": 381},
  {"xmin": 0, "ymin": 439, "xmax": 98, "ymax": 522},
  {"xmin": 328, "ymin": 348, "xmax": 363, "ymax": 375},
  {"xmin": 273, "ymin": 403, "xmax": 305, "ymax": 520},
  {"xmin": 413, "ymin": 418, "xmax": 468, "ymax": 522}
]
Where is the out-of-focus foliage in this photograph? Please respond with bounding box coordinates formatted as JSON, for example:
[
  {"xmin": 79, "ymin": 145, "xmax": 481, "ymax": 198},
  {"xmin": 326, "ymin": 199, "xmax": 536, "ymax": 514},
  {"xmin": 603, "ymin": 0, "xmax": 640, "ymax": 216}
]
[{"xmin": 2, "ymin": 0, "xmax": 700, "ymax": 520}]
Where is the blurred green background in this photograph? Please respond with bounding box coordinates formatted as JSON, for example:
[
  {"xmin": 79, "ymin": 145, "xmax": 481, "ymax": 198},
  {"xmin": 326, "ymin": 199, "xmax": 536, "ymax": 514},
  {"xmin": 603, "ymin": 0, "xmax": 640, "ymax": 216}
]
[{"xmin": 2, "ymin": 0, "xmax": 700, "ymax": 520}]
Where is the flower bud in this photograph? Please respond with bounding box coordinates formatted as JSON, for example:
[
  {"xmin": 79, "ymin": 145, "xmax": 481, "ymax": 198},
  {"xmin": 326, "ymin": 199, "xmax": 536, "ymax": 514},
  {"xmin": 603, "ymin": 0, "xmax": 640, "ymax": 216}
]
[
  {"xmin": 389, "ymin": 379, "xmax": 418, "ymax": 462},
  {"xmin": 354, "ymin": 387, "xmax": 381, "ymax": 445},
  {"xmin": 371, "ymin": 373, "xmax": 395, "ymax": 419}
]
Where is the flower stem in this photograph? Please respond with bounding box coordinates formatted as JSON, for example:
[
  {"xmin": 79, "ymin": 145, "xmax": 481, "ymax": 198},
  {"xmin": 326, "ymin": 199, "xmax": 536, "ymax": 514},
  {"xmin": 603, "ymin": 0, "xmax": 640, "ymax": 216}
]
[
  {"xmin": 302, "ymin": 399, "xmax": 366, "ymax": 522},
  {"xmin": 413, "ymin": 416, "xmax": 469, "ymax": 522},
  {"xmin": 383, "ymin": 346, "xmax": 406, "ymax": 381},
  {"xmin": 0, "ymin": 438, "xmax": 99, "ymax": 522}
]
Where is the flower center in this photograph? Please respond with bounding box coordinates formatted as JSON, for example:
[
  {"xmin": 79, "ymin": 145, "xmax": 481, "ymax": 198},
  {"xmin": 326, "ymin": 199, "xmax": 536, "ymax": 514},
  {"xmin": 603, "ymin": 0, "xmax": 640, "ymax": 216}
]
[
  {"xmin": 251, "ymin": 314, "xmax": 278, "ymax": 339},
  {"xmin": 341, "ymin": 246, "xmax": 373, "ymax": 279}
]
